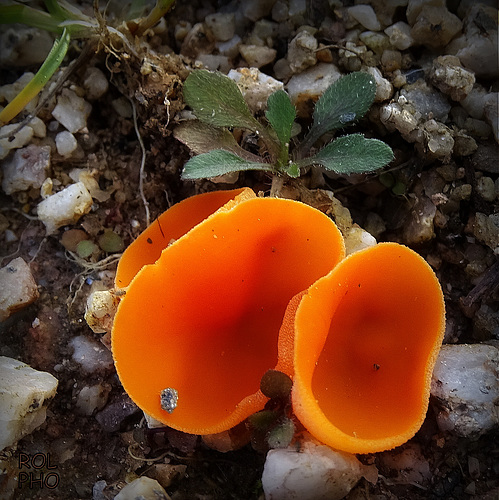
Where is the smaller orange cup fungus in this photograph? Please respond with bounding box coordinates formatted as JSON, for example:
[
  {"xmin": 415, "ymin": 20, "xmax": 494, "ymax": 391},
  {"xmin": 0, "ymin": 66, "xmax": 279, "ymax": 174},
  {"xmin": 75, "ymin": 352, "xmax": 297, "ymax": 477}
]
[
  {"xmin": 112, "ymin": 195, "xmax": 345, "ymax": 435},
  {"xmin": 291, "ymin": 243, "xmax": 446, "ymax": 454},
  {"xmin": 115, "ymin": 187, "xmax": 255, "ymax": 288}
]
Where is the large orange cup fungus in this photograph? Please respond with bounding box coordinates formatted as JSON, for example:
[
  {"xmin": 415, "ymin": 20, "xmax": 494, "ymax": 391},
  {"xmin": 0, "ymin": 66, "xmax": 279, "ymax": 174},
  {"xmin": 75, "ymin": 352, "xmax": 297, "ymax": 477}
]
[
  {"xmin": 291, "ymin": 242, "xmax": 446, "ymax": 454},
  {"xmin": 115, "ymin": 187, "xmax": 256, "ymax": 288},
  {"xmin": 112, "ymin": 195, "xmax": 345, "ymax": 434}
]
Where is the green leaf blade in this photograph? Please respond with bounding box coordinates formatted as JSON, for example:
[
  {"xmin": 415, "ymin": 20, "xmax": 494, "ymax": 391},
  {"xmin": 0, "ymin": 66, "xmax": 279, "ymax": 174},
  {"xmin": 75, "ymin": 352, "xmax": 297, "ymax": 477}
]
[
  {"xmin": 302, "ymin": 134, "xmax": 393, "ymax": 175},
  {"xmin": 265, "ymin": 90, "xmax": 296, "ymax": 146},
  {"xmin": 183, "ymin": 70, "xmax": 260, "ymax": 132},
  {"xmin": 181, "ymin": 149, "xmax": 272, "ymax": 180}
]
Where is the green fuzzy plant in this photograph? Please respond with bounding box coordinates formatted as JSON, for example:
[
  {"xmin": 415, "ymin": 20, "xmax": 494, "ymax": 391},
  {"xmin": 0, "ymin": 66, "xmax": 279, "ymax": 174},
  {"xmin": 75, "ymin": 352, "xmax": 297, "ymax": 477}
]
[
  {"xmin": 0, "ymin": 0, "xmax": 175, "ymax": 125},
  {"xmin": 175, "ymin": 70, "xmax": 394, "ymax": 181}
]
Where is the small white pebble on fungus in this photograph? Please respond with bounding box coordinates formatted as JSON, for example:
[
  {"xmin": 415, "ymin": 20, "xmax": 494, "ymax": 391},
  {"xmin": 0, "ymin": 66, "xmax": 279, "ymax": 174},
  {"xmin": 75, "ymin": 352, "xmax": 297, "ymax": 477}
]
[
  {"xmin": 429, "ymin": 55, "xmax": 475, "ymax": 101},
  {"xmin": 114, "ymin": 477, "xmax": 168, "ymax": 500},
  {"xmin": 51, "ymin": 88, "xmax": 92, "ymax": 133},
  {"xmin": 82, "ymin": 67, "xmax": 108, "ymax": 101},
  {"xmin": 55, "ymin": 130, "xmax": 77, "ymax": 157},
  {"xmin": 261, "ymin": 433, "xmax": 378, "ymax": 500},
  {"xmin": 347, "ymin": 4, "xmax": 382, "ymax": 31},
  {"xmin": 431, "ymin": 344, "xmax": 499, "ymax": 437},
  {"xmin": 37, "ymin": 181, "xmax": 93, "ymax": 235},
  {"xmin": 227, "ymin": 68, "xmax": 283, "ymax": 113},
  {"xmin": 0, "ymin": 257, "xmax": 39, "ymax": 322},
  {"xmin": 0, "ymin": 356, "xmax": 58, "ymax": 451},
  {"xmin": 1, "ymin": 144, "xmax": 50, "ymax": 195}
]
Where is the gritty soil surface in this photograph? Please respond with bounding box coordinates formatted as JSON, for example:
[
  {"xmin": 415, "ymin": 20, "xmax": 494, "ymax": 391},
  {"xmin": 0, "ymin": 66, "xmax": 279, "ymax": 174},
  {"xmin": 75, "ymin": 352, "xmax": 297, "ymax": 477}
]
[{"xmin": 0, "ymin": 0, "xmax": 498, "ymax": 499}]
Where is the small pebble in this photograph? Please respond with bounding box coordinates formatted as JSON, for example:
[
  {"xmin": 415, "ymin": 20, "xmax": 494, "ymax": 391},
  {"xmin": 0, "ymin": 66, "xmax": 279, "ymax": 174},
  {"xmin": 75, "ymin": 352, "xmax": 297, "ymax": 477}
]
[
  {"xmin": 0, "ymin": 257, "xmax": 39, "ymax": 322},
  {"xmin": 410, "ymin": 6, "xmax": 462, "ymax": 49},
  {"xmin": 429, "ymin": 55, "xmax": 475, "ymax": 102},
  {"xmin": 384, "ymin": 21, "xmax": 414, "ymax": 50},
  {"xmin": 228, "ymin": 68, "xmax": 283, "ymax": 113},
  {"xmin": 204, "ymin": 13, "xmax": 235, "ymax": 42},
  {"xmin": 476, "ymin": 176, "xmax": 496, "ymax": 202},
  {"xmin": 55, "ymin": 130, "xmax": 78, "ymax": 157},
  {"xmin": 348, "ymin": 5, "xmax": 382, "ymax": 31},
  {"xmin": 69, "ymin": 335, "xmax": 113, "ymax": 374},
  {"xmin": 52, "ymin": 88, "xmax": 92, "ymax": 133},
  {"xmin": 1, "ymin": 144, "xmax": 50, "ymax": 195},
  {"xmin": 287, "ymin": 31, "xmax": 318, "ymax": 73},
  {"xmin": 431, "ymin": 344, "xmax": 499, "ymax": 437},
  {"xmin": 0, "ymin": 123, "xmax": 34, "ymax": 160},
  {"xmin": 82, "ymin": 67, "xmax": 108, "ymax": 101},
  {"xmin": 75, "ymin": 383, "xmax": 110, "ymax": 416},
  {"xmin": 473, "ymin": 213, "xmax": 499, "ymax": 253},
  {"xmin": 239, "ymin": 44, "xmax": 277, "ymax": 68},
  {"xmin": 0, "ymin": 356, "xmax": 58, "ymax": 451},
  {"xmin": 37, "ymin": 181, "xmax": 93, "ymax": 234},
  {"xmin": 114, "ymin": 477, "xmax": 168, "ymax": 500}
]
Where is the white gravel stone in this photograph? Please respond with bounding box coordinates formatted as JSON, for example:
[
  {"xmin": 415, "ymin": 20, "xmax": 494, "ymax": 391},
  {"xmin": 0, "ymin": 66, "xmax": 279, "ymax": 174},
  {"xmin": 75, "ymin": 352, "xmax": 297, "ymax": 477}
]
[
  {"xmin": 366, "ymin": 66, "xmax": 393, "ymax": 102},
  {"xmin": 0, "ymin": 257, "xmax": 39, "ymax": 322},
  {"xmin": 344, "ymin": 225, "xmax": 377, "ymax": 255},
  {"xmin": 2, "ymin": 144, "xmax": 50, "ymax": 195},
  {"xmin": 37, "ymin": 181, "xmax": 93, "ymax": 234},
  {"xmin": 429, "ymin": 55, "xmax": 475, "ymax": 101},
  {"xmin": 204, "ymin": 13, "xmax": 235, "ymax": 42},
  {"xmin": 239, "ymin": 44, "xmax": 277, "ymax": 68},
  {"xmin": 55, "ymin": 130, "xmax": 78, "ymax": 157},
  {"xmin": 69, "ymin": 335, "xmax": 113, "ymax": 375},
  {"xmin": 431, "ymin": 344, "xmax": 499, "ymax": 437},
  {"xmin": 82, "ymin": 67, "xmax": 108, "ymax": 101},
  {"xmin": 114, "ymin": 477, "xmax": 168, "ymax": 500},
  {"xmin": 384, "ymin": 21, "xmax": 414, "ymax": 50},
  {"xmin": 401, "ymin": 80, "xmax": 451, "ymax": 121},
  {"xmin": 0, "ymin": 123, "xmax": 34, "ymax": 160},
  {"xmin": 0, "ymin": 356, "xmax": 58, "ymax": 451},
  {"xmin": 262, "ymin": 434, "xmax": 377, "ymax": 500},
  {"xmin": 286, "ymin": 63, "xmax": 342, "ymax": 117},
  {"xmin": 75, "ymin": 383, "xmax": 110, "ymax": 416},
  {"xmin": 348, "ymin": 5, "xmax": 381, "ymax": 31},
  {"xmin": 460, "ymin": 87, "xmax": 497, "ymax": 121},
  {"xmin": 228, "ymin": 68, "xmax": 283, "ymax": 113},
  {"xmin": 52, "ymin": 88, "xmax": 92, "ymax": 133},
  {"xmin": 287, "ymin": 31, "xmax": 318, "ymax": 73}
]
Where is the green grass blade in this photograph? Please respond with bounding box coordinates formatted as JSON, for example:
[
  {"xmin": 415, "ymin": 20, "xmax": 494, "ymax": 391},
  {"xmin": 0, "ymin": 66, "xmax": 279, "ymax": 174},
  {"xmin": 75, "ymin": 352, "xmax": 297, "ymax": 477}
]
[
  {"xmin": 0, "ymin": 4, "xmax": 62, "ymax": 33},
  {"xmin": 0, "ymin": 28, "xmax": 71, "ymax": 125},
  {"xmin": 135, "ymin": 0, "xmax": 175, "ymax": 36}
]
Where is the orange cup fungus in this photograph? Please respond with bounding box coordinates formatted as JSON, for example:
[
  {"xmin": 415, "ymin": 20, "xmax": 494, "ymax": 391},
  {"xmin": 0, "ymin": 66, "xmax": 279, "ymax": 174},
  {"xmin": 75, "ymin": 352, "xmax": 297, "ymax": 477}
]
[
  {"xmin": 112, "ymin": 192, "xmax": 345, "ymax": 435},
  {"xmin": 115, "ymin": 187, "xmax": 255, "ymax": 289},
  {"xmin": 291, "ymin": 243, "xmax": 446, "ymax": 454}
]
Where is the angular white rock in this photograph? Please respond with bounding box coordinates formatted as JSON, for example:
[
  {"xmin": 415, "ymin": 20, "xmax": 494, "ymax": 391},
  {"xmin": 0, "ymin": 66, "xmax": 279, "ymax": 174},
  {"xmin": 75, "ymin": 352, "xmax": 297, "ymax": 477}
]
[
  {"xmin": 344, "ymin": 225, "xmax": 377, "ymax": 255},
  {"xmin": 262, "ymin": 434, "xmax": 377, "ymax": 500},
  {"xmin": 37, "ymin": 181, "xmax": 93, "ymax": 234},
  {"xmin": 52, "ymin": 88, "xmax": 92, "ymax": 133},
  {"xmin": 82, "ymin": 67, "xmax": 109, "ymax": 101},
  {"xmin": 348, "ymin": 5, "xmax": 381, "ymax": 31},
  {"xmin": 384, "ymin": 21, "xmax": 414, "ymax": 50},
  {"xmin": 84, "ymin": 290, "xmax": 120, "ymax": 334},
  {"xmin": 0, "ymin": 356, "xmax": 58, "ymax": 451},
  {"xmin": 114, "ymin": 476, "xmax": 168, "ymax": 500},
  {"xmin": 0, "ymin": 123, "xmax": 34, "ymax": 160},
  {"xmin": 70, "ymin": 335, "xmax": 113, "ymax": 375},
  {"xmin": 0, "ymin": 257, "xmax": 39, "ymax": 322},
  {"xmin": 431, "ymin": 344, "xmax": 499, "ymax": 437},
  {"xmin": 228, "ymin": 68, "xmax": 283, "ymax": 113},
  {"xmin": 2, "ymin": 144, "xmax": 50, "ymax": 195}
]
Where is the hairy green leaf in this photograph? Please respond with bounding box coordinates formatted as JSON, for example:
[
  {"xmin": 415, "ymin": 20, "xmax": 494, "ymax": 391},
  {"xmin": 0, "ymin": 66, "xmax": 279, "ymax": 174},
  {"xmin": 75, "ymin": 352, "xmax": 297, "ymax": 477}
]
[
  {"xmin": 183, "ymin": 70, "xmax": 260, "ymax": 132},
  {"xmin": 174, "ymin": 121, "xmax": 264, "ymax": 162},
  {"xmin": 265, "ymin": 90, "xmax": 296, "ymax": 146},
  {"xmin": 300, "ymin": 134, "xmax": 393, "ymax": 175},
  {"xmin": 284, "ymin": 163, "xmax": 300, "ymax": 178},
  {"xmin": 181, "ymin": 149, "xmax": 272, "ymax": 180},
  {"xmin": 299, "ymin": 72, "xmax": 377, "ymax": 153}
]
